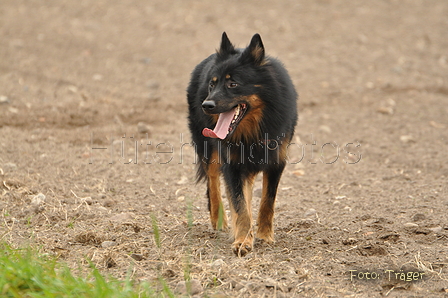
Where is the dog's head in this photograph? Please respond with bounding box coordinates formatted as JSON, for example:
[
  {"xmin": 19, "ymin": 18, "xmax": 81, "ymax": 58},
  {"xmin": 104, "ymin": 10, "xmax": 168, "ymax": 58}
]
[{"xmin": 202, "ymin": 32, "xmax": 268, "ymax": 140}]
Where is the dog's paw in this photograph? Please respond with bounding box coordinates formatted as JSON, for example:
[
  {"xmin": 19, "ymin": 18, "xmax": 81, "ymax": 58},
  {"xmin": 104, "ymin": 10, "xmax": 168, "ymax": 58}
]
[
  {"xmin": 231, "ymin": 239, "xmax": 253, "ymax": 257},
  {"xmin": 212, "ymin": 221, "xmax": 229, "ymax": 231},
  {"xmin": 256, "ymin": 228, "xmax": 274, "ymax": 244},
  {"xmin": 210, "ymin": 211, "xmax": 228, "ymax": 232}
]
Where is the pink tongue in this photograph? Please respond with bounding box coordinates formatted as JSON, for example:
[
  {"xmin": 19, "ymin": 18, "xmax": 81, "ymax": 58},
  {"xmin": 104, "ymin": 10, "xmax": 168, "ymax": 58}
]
[{"xmin": 202, "ymin": 108, "xmax": 235, "ymax": 139}]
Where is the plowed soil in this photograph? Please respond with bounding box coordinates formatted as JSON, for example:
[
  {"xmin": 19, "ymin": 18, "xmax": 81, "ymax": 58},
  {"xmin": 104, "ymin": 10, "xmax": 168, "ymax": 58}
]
[{"xmin": 1, "ymin": 1, "xmax": 447, "ymax": 297}]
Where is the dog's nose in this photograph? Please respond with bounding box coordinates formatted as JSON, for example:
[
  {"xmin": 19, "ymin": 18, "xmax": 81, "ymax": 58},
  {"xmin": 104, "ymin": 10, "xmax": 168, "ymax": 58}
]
[{"xmin": 202, "ymin": 100, "xmax": 216, "ymax": 112}]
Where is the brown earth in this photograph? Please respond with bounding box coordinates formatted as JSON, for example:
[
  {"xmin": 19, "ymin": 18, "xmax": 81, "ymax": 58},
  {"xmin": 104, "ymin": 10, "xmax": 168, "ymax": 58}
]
[{"xmin": 1, "ymin": 0, "xmax": 447, "ymax": 297}]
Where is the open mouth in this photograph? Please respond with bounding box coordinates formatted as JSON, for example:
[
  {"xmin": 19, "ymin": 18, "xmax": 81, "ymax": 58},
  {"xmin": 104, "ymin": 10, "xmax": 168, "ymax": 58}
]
[{"xmin": 202, "ymin": 103, "xmax": 248, "ymax": 139}]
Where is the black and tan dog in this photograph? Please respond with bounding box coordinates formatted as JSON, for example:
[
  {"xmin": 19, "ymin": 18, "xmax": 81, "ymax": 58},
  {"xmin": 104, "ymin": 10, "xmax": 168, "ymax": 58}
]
[{"xmin": 187, "ymin": 32, "xmax": 298, "ymax": 256}]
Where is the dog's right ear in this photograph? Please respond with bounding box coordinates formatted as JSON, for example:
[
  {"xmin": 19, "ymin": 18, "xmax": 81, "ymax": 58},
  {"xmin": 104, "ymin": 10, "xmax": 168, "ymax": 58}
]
[{"xmin": 217, "ymin": 32, "xmax": 236, "ymax": 59}]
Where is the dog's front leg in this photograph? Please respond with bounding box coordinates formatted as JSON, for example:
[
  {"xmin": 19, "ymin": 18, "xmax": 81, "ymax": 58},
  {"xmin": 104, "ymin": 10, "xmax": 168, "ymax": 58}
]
[
  {"xmin": 257, "ymin": 163, "xmax": 286, "ymax": 243},
  {"xmin": 223, "ymin": 167, "xmax": 255, "ymax": 256},
  {"xmin": 206, "ymin": 150, "xmax": 228, "ymax": 230}
]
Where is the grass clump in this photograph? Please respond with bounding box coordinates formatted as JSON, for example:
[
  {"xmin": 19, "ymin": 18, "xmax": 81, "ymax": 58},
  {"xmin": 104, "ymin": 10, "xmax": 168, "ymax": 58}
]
[{"xmin": 0, "ymin": 243, "xmax": 164, "ymax": 298}]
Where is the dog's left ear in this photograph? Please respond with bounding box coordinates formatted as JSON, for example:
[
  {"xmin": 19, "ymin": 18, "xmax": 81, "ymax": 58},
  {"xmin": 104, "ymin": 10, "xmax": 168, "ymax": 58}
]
[{"xmin": 240, "ymin": 33, "xmax": 265, "ymax": 66}]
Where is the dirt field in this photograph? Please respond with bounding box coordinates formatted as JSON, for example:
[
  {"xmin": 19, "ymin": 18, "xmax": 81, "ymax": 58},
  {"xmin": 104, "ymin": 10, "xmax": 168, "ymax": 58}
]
[{"xmin": 1, "ymin": 0, "xmax": 447, "ymax": 297}]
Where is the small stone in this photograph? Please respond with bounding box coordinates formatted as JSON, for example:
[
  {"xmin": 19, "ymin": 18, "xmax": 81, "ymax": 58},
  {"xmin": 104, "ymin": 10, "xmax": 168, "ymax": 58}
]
[
  {"xmin": 429, "ymin": 121, "xmax": 445, "ymax": 129},
  {"xmin": 386, "ymin": 98, "xmax": 396, "ymax": 106},
  {"xmin": 428, "ymin": 226, "xmax": 443, "ymax": 233},
  {"xmin": 378, "ymin": 233, "xmax": 400, "ymax": 242},
  {"xmin": 177, "ymin": 196, "xmax": 185, "ymax": 202},
  {"xmin": 318, "ymin": 125, "xmax": 332, "ymax": 133},
  {"xmin": 211, "ymin": 258, "xmax": 225, "ymax": 269},
  {"xmin": 101, "ymin": 241, "xmax": 117, "ymax": 248},
  {"xmin": 412, "ymin": 213, "xmax": 425, "ymax": 222},
  {"xmin": 31, "ymin": 193, "xmax": 46, "ymax": 205},
  {"xmin": 366, "ymin": 81, "xmax": 374, "ymax": 89},
  {"xmin": 264, "ymin": 277, "xmax": 278, "ymax": 288},
  {"xmin": 175, "ymin": 279, "xmax": 203, "ymax": 295},
  {"xmin": 81, "ymin": 197, "xmax": 93, "ymax": 205},
  {"xmin": 176, "ymin": 176, "xmax": 188, "ymax": 185},
  {"xmin": 92, "ymin": 74, "xmax": 103, "ymax": 81},
  {"xmin": 360, "ymin": 214, "xmax": 371, "ymax": 221},
  {"xmin": 130, "ymin": 253, "xmax": 144, "ymax": 261},
  {"xmin": 342, "ymin": 238, "xmax": 358, "ymax": 245},
  {"xmin": 292, "ymin": 169, "xmax": 305, "ymax": 176},
  {"xmin": 404, "ymin": 222, "xmax": 419, "ymax": 228},
  {"xmin": 67, "ymin": 85, "xmax": 78, "ymax": 93},
  {"xmin": 103, "ymin": 200, "xmax": 114, "ymax": 207},
  {"xmin": 304, "ymin": 208, "xmax": 316, "ymax": 218},
  {"xmin": 137, "ymin": 122, "xmax": 152, "ymax": 134},
  {"xmin": 0, "ymin": 96, "xmax": 9, "ymax": 104},
  {"xmin": 377, "ymin": 107, "xmax": 394, "ymax": 115},
  {"xmin": 400, "ymin": 135, "xmax": 416, "ymax": 143},
  {"xmin": 31, "ymin": 205, "xmax": 45, "ymax": 214},
  {"xmin": 96, "ymin": 206, "xmax": 109, "ymax": 212},
  {"xmin": 8, "ymin": 107, "xmax": 18, "ymax": 114}
]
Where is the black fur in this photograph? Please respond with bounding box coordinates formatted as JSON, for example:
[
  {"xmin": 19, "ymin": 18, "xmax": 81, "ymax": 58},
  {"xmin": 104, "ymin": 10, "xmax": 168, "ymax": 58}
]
[{"xmin": 187, "ymin": 32, "xmax": 298, "ymax": 256}]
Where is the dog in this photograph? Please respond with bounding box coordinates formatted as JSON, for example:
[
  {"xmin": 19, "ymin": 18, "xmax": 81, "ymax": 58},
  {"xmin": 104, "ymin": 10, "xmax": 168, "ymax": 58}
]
[{"xmin": 187, "ymin": 32, "xmax": 298, "ymax": 256}]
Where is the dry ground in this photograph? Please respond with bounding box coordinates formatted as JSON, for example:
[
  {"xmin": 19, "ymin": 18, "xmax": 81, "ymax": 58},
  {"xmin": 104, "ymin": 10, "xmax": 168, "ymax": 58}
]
[{"xmin": 1, "ymin": 0, "xmax": 447, "ymax": 297}]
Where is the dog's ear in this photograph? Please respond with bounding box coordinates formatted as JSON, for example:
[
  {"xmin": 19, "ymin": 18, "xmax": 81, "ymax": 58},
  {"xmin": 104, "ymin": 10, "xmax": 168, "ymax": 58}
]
[
  {"xmin": 217, "ymin": 32, "xmax": 236, "ymax": 59},
  {"xmin": 240, "ymin": 33, "xmax": 265, "ymax": 66}
]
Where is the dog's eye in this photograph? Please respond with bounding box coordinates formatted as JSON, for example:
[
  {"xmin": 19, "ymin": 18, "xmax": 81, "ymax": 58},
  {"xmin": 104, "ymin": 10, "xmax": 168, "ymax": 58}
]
[
  {"xmin": 227, "ymin": 82, "xmax": 238, "ymax": 88},
  {"xmin": 209, "ymin": 81, "xmax": 215, "ymax": 89}
]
